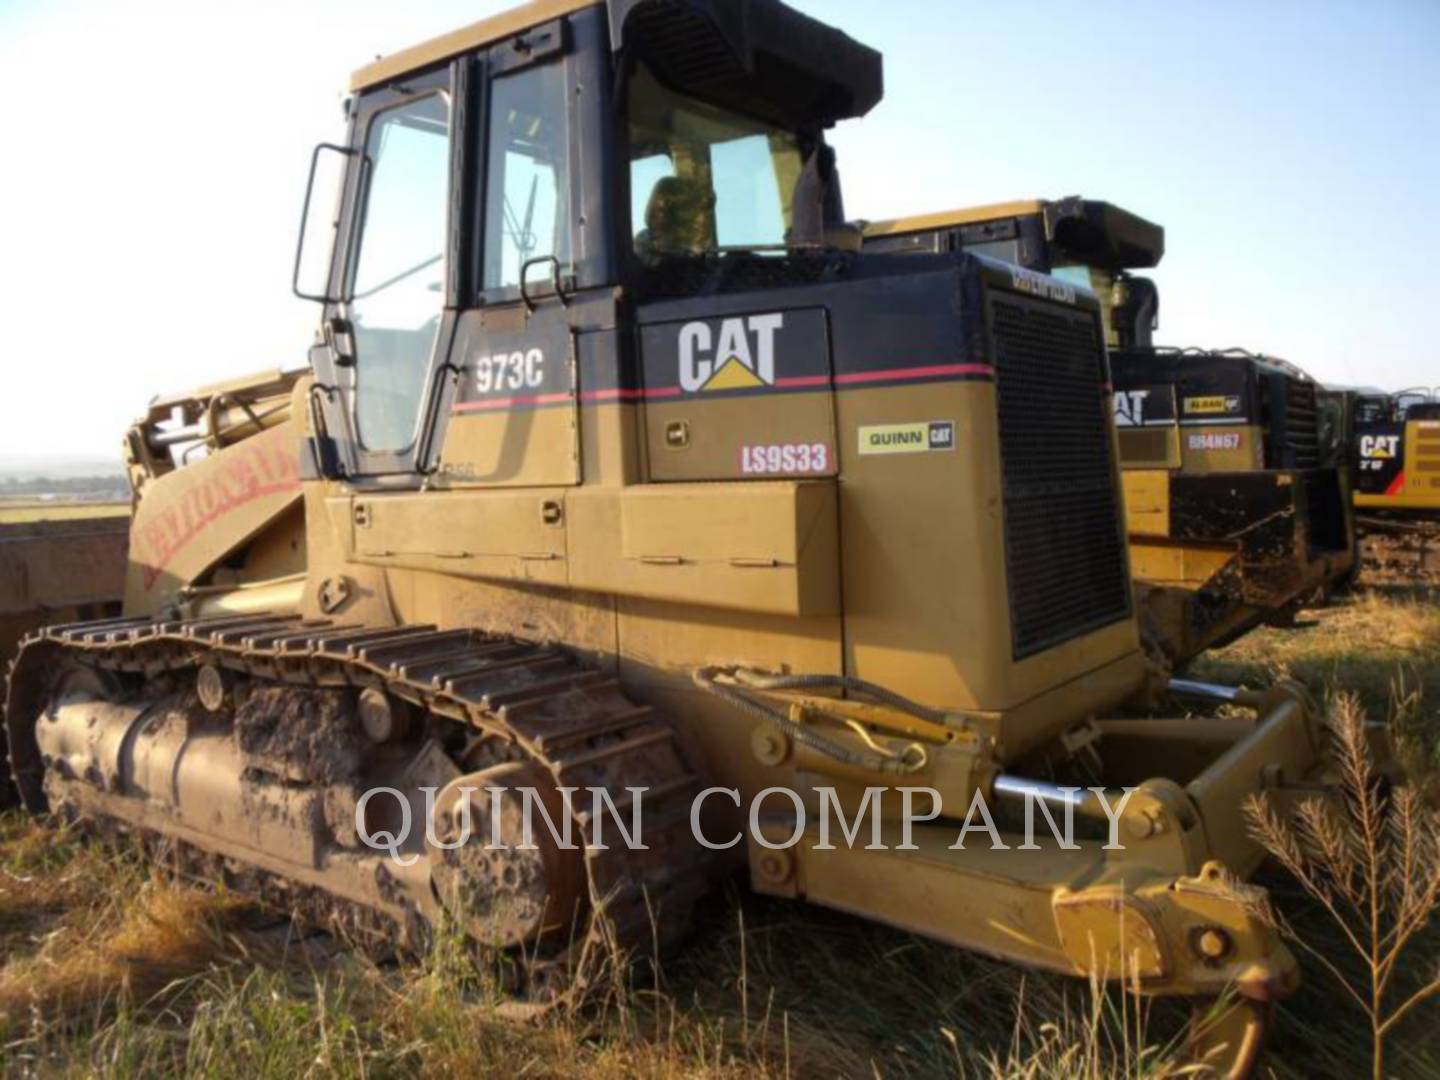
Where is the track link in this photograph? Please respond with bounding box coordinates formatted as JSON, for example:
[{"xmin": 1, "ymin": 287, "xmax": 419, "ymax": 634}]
[
  {"xmin": 3, "ymin": 612, "xmax": 719, "ymax": 990},
  {"xmin": 1357, "ymin": 516, "xmax": 1440, "ymax": 584}
]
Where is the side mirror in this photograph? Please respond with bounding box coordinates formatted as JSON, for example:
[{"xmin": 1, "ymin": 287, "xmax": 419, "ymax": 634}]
[{"xmin": 292, "ymin": 143, "xmax": 356, "ymax": 304}]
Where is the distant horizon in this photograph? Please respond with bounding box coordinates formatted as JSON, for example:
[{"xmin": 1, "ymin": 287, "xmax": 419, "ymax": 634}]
[
  {"xmin": 0, "ymin": 453, "xmax": 128, "ymax": 478},
  {"xmin": 2, "ymin": 0, "xmax": 1436, "ymax": 457}
]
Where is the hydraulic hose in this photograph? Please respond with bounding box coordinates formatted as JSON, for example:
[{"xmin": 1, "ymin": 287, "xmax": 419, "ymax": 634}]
[
  {"xmin": 692, "ymin": 667, "xmax": 925, "ymax": 776},
  {"xmin": 728, "ymin": 670, "xmax": 957, "ymax": 726}
]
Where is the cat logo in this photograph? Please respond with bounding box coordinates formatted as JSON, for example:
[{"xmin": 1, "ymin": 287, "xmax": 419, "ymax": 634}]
[
  {"xmin": 1183, "ymin": 395, "xmax": 1241, "ymax": 415},
  {"xmin": 679, "ymin": 313, "xmax": 784, "ymax": 392},
  {"xmin": 1360, "ymin": 434, "xmax": 1401, "ymax": 459},
  {"xmin": 1113, "ymin": 389, "xmax": 1150, "ymax": 427}
]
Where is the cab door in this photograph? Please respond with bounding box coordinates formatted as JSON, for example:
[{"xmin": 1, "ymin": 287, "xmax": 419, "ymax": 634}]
[
  {"xmin": 328, "ymin": 22, "xmax": 591, "ymax": 587},
  {"xmin": 431, "ymin": 24, "xmax": 581, "ymax": 489},
  {"xmin": 313, "ymin": 67, "xmax": 457, "ymax": 478}
]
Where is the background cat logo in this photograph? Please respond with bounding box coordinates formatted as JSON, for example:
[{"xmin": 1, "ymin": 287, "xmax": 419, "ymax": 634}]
[
  {"xmin": 679, "ymin": 313, "xmax": 784, "ymax": 392},
  {"xmin": 1360, "ymin": 434, "xmax": 1400, "ymax": 459},
  {"xmin": 1113, "ymin": 389, "xmax": 1150, "ymax": 427}
]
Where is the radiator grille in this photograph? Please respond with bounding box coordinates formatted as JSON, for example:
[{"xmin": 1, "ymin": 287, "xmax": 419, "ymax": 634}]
[
  {"xmin": 1281, "ymin": 377, "xmax": 1320, "ymax": 469},
  {"xmin": 1416, "ymin": 427, "xmax": 1440, "ymax": 475},
  {"xmin": 989, "ymin": 293, "xmax": 1132, "ymax": 659}
]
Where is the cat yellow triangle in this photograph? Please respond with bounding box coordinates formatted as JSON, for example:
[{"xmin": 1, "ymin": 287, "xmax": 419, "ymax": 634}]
[{"xmin": 703, "ymin": 356, "xmax": 765, "ymax": 390}]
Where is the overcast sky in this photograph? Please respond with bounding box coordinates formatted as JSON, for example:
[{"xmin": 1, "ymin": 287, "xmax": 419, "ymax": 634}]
[{"xmin": 2, "ymin": 0, "xmax": 1436, "ymax": 461}]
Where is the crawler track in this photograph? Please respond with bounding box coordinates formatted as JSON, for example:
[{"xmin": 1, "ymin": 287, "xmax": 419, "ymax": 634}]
[
  {"xmin": 2, "ymin": 612, "xmax": 718, "ymax": 991},
  {"xmin": 1357, "ymin": 516, "xmax": 1440, "ymax": 585}
]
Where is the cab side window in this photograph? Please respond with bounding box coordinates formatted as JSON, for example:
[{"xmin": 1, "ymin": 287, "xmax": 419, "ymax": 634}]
[
  {"xmin": 626, "ymin": 63, "xmax": 802, "ymax": 263},
  {"xmin": 348, "ymin": 93, "xmax": 451, "ymax": 453},
  {"xmin": 482, "ymin": 61, "xmax": 571, "ymax": 292}
]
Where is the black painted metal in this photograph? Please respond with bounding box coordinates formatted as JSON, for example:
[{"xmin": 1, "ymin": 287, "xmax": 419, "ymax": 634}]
[{"xmin": 989, "ymin": 293, "xmax": 1132, "ymax": 659}]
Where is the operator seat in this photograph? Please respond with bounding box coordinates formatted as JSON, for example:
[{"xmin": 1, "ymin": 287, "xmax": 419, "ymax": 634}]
[{"xmin": 637, "ymin": 175, "xmax": 716, "ymax": 262}]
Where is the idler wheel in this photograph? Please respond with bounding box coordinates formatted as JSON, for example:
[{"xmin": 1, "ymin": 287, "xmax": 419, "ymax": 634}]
[{"xmin": 427, "ymin": 761, "xmax": 586, "ymax": 948}]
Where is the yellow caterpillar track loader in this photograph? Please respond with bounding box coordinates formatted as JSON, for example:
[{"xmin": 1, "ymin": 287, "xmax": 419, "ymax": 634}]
[
  {"xmin": 865, "ymin": 199, "xmax": 1357, "ymax": 663},
  {"xmin": 1348, "ymin": 387, "xmax": 1440, "ymax": 580},
  {"xmin": 4, "ymin": 3, "xmax": 1346, "ymax": 1073}
]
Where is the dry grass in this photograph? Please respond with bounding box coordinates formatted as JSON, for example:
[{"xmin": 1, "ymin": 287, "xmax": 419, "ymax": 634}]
[
  {"xmin": 1, "ymin": 587, "xmax": 1438, "ymax": 1078},
  {"xmin": 0, "ymin": 821, "xmax": 1204, "ymax": 1079},
  {"xmin": 1245, "ymin": 694, "xmax": 1440, "ymax": 1080},
  {"xmin": 1192, "ymin": 587, "xmax": 1440, "ymax": 720},
  {"xmin": 0, "ymin": 821, "xmax": 270, "ymax": 1067}
]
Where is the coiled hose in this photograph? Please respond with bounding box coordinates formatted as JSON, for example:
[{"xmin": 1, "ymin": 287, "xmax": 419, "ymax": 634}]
[{"xmin": 692, "ymin": 667, "xmax": 932, "ymax": 776}]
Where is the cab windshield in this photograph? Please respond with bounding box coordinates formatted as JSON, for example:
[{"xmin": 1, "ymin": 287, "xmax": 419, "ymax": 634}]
[
  {"xmin": 1396, "ymin": 390, "xmax": 1436, "ymax": 420},
  {"xmin": 1053, "ymin": 262, "xmax": 1120, "ymax": 343},
  {"xmin": 1356, "ymin": 396, "xmax": 1391, "ymax": 425},
  {"xmin": 627, "ymin": 63, "xmax": 806, "ymax": 262}
]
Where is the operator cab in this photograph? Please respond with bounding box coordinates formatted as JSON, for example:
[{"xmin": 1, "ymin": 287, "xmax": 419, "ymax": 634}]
[
  {"xmin": 864, "ymin": 197, "xmax": 1166, "ymax": 349},
  {"xmin": 291, "ymin": 0, "xmax": 1137, "ymax": 716},
  {"xmin": 296, "ymin": 0, "xmax": 881, "ymax": 482},
  {"xmin": 1356, "ymin": 388, "xmax": 1439, "ymax": 425},
  {"xmin": 1395, "ymin": 388, "xmax": 1440, "ymax": 420}
]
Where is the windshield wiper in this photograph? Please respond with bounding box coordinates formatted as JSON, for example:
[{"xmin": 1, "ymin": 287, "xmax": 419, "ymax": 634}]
[
  {"xmin": 651, "ymin": 241, "xmax": 846, "ymax": 259},
  {"xmin": 352, "ymin": 253, "xmax": 444, "ymax": 301}
]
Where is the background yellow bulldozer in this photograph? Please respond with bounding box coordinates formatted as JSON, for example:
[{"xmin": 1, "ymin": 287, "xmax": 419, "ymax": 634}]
[
  {"xmin": 1348, "ymin": 386, "xmax": 1440, "ymax": 580},
  {"xmin": 865, "ymin": 197, "xmax": 1358, "ymax": 664}
]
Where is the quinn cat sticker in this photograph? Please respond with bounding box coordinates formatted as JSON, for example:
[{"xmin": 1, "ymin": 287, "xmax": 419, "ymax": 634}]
[{"xmin": 858, "ymin": 421, "xmax": 956, "ymax": 455}]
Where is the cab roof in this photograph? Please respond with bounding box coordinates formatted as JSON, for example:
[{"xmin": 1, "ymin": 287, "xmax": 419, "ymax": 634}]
[
  {"xmin": 350, "ymin": 0, "xmax": 884, "ymax": 129},
  {"xmin": 351, "ymin": 0, "xmax": 595, "ymax": 91},
  {"xmin": 864, "ymin": 200, "xmax": 1046, "ymax": 239},
  {"xmin": 866, "ymin": 196, "xmax": 1166, "ymax": 272}
]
